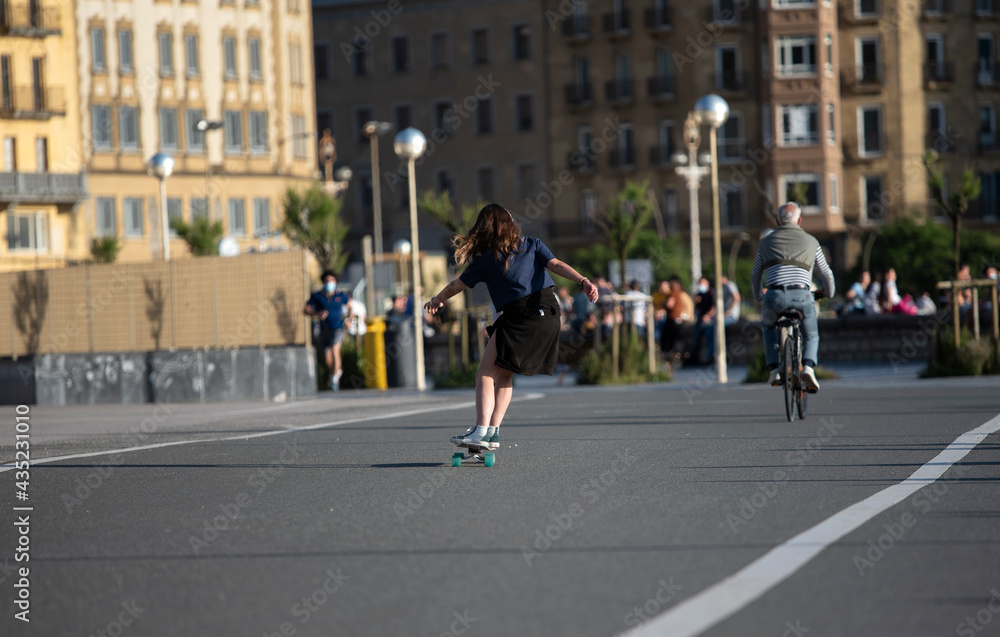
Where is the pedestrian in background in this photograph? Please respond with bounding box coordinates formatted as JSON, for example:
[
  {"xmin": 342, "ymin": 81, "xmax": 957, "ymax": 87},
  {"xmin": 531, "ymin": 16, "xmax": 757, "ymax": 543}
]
[{"xmin": 304, "ymin": 270, "xmax": 353, "ymax": 391}]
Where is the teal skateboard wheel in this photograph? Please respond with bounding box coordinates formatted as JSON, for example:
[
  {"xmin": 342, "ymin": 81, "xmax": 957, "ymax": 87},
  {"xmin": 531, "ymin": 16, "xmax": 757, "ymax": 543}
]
[
  {"xmin": 452, "ymin": 455, "xmax": 462, "ymax": 467},
  {"xmin": 484, "ymin": 453, "xmax": 495, "ymax": 467}
]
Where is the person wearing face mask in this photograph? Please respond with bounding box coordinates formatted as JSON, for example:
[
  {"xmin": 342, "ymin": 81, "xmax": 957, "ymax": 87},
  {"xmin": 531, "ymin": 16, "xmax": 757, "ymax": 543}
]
[
  {"xmin": 304, "ymin": 270, "xmax": 353, "ymax": 391},
  {"xmin": 751, "ymin": 202, "xmax": 835, "ymax": 392},
  {"xmin": 690, "ymin": 277, "xmax": 716, "ymax": 365}
]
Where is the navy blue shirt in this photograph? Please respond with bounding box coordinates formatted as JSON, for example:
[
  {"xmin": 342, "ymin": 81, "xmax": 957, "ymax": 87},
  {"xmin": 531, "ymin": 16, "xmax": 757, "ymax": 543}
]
[
  {"xmin": 307, "ymin": 290, "xmax": 350, "ymax": 331},
  {"xmin": 459, "ymin": 237, "xmax": 556, "ymax": 310}
]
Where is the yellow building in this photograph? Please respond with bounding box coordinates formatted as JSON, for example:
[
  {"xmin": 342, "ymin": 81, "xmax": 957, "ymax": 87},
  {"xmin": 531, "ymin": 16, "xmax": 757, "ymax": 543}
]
[
  {"xmin": 69, "ymin": 0, "xmax": 318, "ymax": 265},
  {"xmin": 0, "ymin": 0, "xmax": 87, "ymax": 272}
]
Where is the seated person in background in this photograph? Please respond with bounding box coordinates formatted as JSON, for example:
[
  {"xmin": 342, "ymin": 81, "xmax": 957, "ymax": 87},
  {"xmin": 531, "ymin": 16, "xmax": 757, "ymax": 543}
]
[{"xmin": 841, "ymin": 271, "xmax": 869, "ymax": 316}]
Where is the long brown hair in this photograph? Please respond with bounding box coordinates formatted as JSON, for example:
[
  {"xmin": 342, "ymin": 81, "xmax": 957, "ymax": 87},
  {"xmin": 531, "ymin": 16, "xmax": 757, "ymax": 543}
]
[{"xmin": 453, "ymin": 203, "xmax": 522, "ymax": 271}]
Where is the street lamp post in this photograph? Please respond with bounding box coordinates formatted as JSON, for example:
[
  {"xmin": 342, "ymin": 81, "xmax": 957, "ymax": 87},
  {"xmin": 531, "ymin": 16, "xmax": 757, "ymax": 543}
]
[
  {"xmin": 196, "ymin": 119, "xmax": 224, "ymax": 220},
  {"xmin": 393, "ymin": 127, "xmax": 428, "ymax": 391},
  {"xmin": 673, "ymin": 113, "xmax": 710, "ymax": 290},
  {"xmin": 362, "ymin": 121, "xmax": 394, "ymax": 258},
  {"xmin": 694, "ymin": 93, "xmax": 730, "ymax": 384},
  {"xmin": 147, "ymin": 152, "xmax": 175, "ymax": 261}
]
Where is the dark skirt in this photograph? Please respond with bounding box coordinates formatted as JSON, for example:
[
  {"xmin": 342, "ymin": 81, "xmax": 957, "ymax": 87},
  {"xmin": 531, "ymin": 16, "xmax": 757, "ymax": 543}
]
[{"xmin": 492, "ymin": 287, "xmax": 561, "ymax": 376}]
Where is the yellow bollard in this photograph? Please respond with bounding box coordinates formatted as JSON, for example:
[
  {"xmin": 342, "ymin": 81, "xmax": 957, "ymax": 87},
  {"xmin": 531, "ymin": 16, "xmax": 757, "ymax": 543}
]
[{"xmin": 364, "ymin": 317, "xmax": 388, "ymax": 390}]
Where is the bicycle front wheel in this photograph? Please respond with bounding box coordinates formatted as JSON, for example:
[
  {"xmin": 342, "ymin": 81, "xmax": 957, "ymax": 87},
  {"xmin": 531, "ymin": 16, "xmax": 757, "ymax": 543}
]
[{"xmin": 783, "ymin": 335, "xmax": 795, "ymax": 422}]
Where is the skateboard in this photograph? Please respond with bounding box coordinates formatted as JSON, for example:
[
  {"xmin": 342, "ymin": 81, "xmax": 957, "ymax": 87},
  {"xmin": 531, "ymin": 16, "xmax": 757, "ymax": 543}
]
[{"xmin": 451, "ymin": 441, "xmax": 496, "ymax": 467}]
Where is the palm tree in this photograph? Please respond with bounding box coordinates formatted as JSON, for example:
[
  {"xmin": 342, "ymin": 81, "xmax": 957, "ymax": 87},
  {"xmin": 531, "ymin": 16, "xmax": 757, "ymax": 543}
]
[{"xmin": 281, "ymin": 185, "xmax": 351, "ymax": 272}]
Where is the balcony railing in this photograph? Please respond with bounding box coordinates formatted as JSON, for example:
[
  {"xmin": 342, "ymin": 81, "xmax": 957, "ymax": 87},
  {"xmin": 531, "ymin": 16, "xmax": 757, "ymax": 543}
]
[
  {"xmin": 647, "ymin": 75, "xmax": 676, "ymax": 99},
  {"xmin": 924, "ymin": 62, "xmax": 955, "ymax": 86},
  {"xmin": 841, "ymin": 64, "xmax": 883, "ymax": 91},
  {"xmin": 0, "ymin": 86, "xmax": 66, "ymax": 118},
  {"xmin": 602, "ymin": 10, "xmax": 631, "ymax": 35},
  {"xmin": 561, "ymin": 15, "xmax": 592, "ymax": 40},
  {"xmin": 976, "ymin": 61, "xmax": 1000, "ymax": 86},
  {"xmin": 921, "ymin": 0, "xmax": 951, "ymax": 17},
  {"xmin": 0, "ymin": 2, "xmax": 60, "ymax": 35},
  {"xmin": 0, "ymin": 172, "xmax": 88, "ymax": 204},
  {"xmin": 649, "ymin": 146, "xmax": 677, "ymax": 167},
  {"xmin": 609, "ymin": 147, "xmax": 636, "ymax": 170},
  {"xmin": 716, "ymin": 70, "xmax": 750, "ymax": 93},
  {"xmin": 644, "ymin": 6, "xmax": 673, "ymax": 31},
  {"xmin": 564, "ymin": 82, "xmax": 594, "ymax": 108},
  {"xmin": 980, "ymin": 134, "xmax": 1000, "ymax": 153},
  {"xmin": 567, "ymin": 150, "xmax": 597, "ymax": 174},
  {"xmin": 605, "ymin": 78, "xmax": 635, "ymax": 103},
  {"xmin": 706, "ymin": 3, "xmax": 749, "ymax": 25}
]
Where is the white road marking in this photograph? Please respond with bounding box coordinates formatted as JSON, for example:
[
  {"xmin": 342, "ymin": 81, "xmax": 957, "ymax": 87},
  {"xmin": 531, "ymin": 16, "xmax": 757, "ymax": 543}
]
[
  {"xmin": 0, "ymin": 393, "xmax": 544, "ymax": 472},
  {"xmin": 623, "ymin": 412, "xmax": 1000, "ymax": 637}
]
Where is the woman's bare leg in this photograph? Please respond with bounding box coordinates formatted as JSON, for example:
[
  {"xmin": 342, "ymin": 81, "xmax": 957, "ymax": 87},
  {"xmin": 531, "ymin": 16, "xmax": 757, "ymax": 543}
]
[{"xmin": 476, "ymin": 335, "xmax": 515, "ymax": 429}]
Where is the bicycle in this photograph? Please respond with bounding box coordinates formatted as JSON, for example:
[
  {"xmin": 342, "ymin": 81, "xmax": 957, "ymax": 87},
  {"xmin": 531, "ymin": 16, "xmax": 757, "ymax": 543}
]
[{"xmin": 775, "ymin": 291, "xmax": 823, "ymax": 422}]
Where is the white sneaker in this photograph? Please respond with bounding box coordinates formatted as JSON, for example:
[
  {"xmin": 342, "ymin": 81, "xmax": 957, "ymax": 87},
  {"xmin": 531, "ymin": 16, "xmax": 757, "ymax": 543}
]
[
  {"xmin": 800, "ymin": 366, "xmax": 820, "ymax": 393},
  {"xmin": 331, "ymin": 370, "xmax": 343, "ymax": 392},
  {"xmin": 767, "ymin": 369, "xmax": 782, "ymax": 386}
]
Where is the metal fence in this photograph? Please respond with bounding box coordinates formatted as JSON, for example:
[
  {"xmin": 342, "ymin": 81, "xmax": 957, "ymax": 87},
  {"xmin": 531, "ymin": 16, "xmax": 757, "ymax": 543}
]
[{"xmin": 2, "ymin": 250, "xmax": 311, "ymax": 358}]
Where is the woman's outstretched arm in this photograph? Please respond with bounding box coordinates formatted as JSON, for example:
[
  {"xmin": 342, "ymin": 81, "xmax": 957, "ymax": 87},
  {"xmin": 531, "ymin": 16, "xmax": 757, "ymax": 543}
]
[
  {"xmin": 546, "ymin": 258, "xmax": 599, "ymax": 303},
  {"xmin": 424, "ymin": 278, "xmax": 469, "ymax": 314}
]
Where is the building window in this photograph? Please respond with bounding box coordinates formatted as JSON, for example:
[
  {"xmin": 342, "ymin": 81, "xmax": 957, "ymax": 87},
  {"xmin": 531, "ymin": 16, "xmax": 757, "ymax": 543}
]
[
  {"xmin": 617, "ymin": 121, "xmax": 635, "ymax": 167},
  {"xmin": 718, "ymin": 111, "xmax": 745, "ymax": 162},
  {"xmin": 856, "ymin": 0, "xmax": 879, "ymax": 17},
  {"xmin": 859, "ymin": 105, "xmax": 883, "ymax": 156},
  {"xmin": 167, "ymin": 198, "xmax": 183, "ymax": 234},
  {"xmin": 515, "ymin": 94, "xmax": 534, "ymax": 131},
  {"xmin": 776, "ymin": 36, "xmax": 816, "ymax": 76},
  {"xmin": 978, "ymin": 35, "xmax": 995, "ymax": 84},
  {"xmin": 35, "ymin": 137, "xmax": 47, "ymax": 173},
  {"xmin": 228, "ymin": 199, "xmax": 246, "ymax": 235},
  {"xmin": 292, "ymin": 114, "xmax": 307, "ymax": 158},
  {"xmin": 253, "ymin": 198, "xmax": 270, "ymax": 234},
  {"xmin": 981, "ymin": 104, "xmax": 997, "ymax": 149},
  {"xmin": 779, "ymin": 104, "xmax": 819, "ymax": 146},
  {"xmin": 581, "ymin": 191, "xmax": 598, "ymax": 236},
  {"xmin": 829, "ymin": 174, "xmax": 839, "ymax": 210},
  {"xmin": 224, "ymin": 36, "xmax": 237, "ymax": 79},
  {"xmin": 774, "ymin": 0, "xmax": 816, "ymax": 6},
  {"xmin": 517, "ymin": 163, "xmax": 537, "ymax": 201},
  {"xmin": 119, "ymin": 29, "xmax": 134, "ymax": 74},
  {"xmin": 857, "ymin": 37, "xmax": 880, "ymax": 84},
  {"xmin": 92, "ymin": 105, "xmax": 112, "ymax": 150},
  {"xmin": 391, "ymin": 36, "xmax": 409, "ymax": 73},
  {"xmin": 314, "ymin": 43, "xmax": 329, "ymax": 80},
  {"xmin": 357, "ymin": 174, "xmax": 374, "ymax": 214},
  {"xmin": 249, "ymin": 37, "xmax": 262, "ymax": 80},
  {"xmin": 394, "ymin": 104, "xmax": 411, "ymax": 131},
  {"xmin": 437, "ymin": 168, "xmax": 456, "ymax": 198},
  {"xmin": 355, "ymin": 106, "xmax": 374, "ymax": 142},
  {"xmin": 191, "ymin": 198, "xmax": 208, "ymax": 220},
  {"xmin": 430, "ymin": 32, "xmax": 450, "ymax": 69},
  {"xmin": 124, "ymin": 197, "xmax": 144, "ymax": 237},
  {"xmin": 185, "ymin": 34, "xmax": 199, "ymax": 77},
  {"xmin": 224, "ymin": 110, "xmax": 243, "ymax": 153},
  {"xmin": 827, "ymin": 103, "xmax": 835, "ymax": 144},
  {"xmin": 781, "ymin": 173, "xmax": 821, "ymax": 212},
  {"xmin": 978, "ymin": 172, "xmax": 999, "ymax": 218},
  {"xmin": 513, "ymin": 24, "xmax": 532, "ymax": 61},
  {"xmin": 657, "ymin": 119, "xmax": 676, "ymax": 163},
  {"xmin": 2, "ymin": 137, "xmax": 15, "ymax": 172},
  {"xmin": 159, "ymin": 108, "xmax": 179, "ymax": 150},
  {"xmin": 6, "ymin": 213, "xmax": 47, "ymax": 251},
  {"xmin": 250, "ymin": 111, "xmax": 268, "ymax": 154},
  {"xmin": 477, "ymin": 166, "xmax": 495, "ymax": 202},
  {"xmin": 118, "ymin": 106, "xmax": 138, "ymax": 150},
  {"xmin": 186, "ymin": 109, "xmax": 205, "ymax": 153},
  {"xmin": 96, "ymin": 197, "xmax": 116, "ymax": 237},
  {"xmin": 433, "ymin": 101, "xmax": 452, "ymax": 135},
  {"xmin": 722, "ymin": 184, "xmax": 745, "ymax": 227},
  {"xmin": 716, "ymin": 44, "xmax": 742, "ymax": 91},
  {"xmin": 715, "ymin": 0, "xmax": 739, "ymax": 23},
  {"xmin": 825, "ymin": 34, "xmax": 833, "ymax": 74},
  {"xmin": 977, "ymin": 0, "xmax": 995, "ymax": 15},
  {"xmin": 351, "ymin": 37, "xmax": 368, "ymax": 76},
  {"xmin": 662, "ymin": 188, "xmax": 679, "ymax": 234},
  {"xmin": 317, "ymin": 110, "xmax": 333, "ymax": 138},
  {"xmin": 472, "ymin": 28, "xmax": 490, "ymax": 65},
  {"xmin": 863, "ymin": 175, "xmax": 884, "ymax": 222},
  {"xmin": 159, "ymin": 31, "xmax": 173, "ymax": 76},
  {"xmin": 91, "ymin": 27, "xmax": 107, "ymax": 72},
  {"xmin": 476, "ymin": 97, "xmax": 492, "ymax": 134}
]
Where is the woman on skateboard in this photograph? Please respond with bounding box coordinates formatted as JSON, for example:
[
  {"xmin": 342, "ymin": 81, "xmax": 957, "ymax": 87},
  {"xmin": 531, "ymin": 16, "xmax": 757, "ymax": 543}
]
[{"xmin": 425, "ymin": 203, "xmax": 599, "ymax": 452}]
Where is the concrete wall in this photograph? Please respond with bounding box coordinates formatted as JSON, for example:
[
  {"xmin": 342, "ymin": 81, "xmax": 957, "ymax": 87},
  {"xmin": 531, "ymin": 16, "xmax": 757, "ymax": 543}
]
[{"xmin": 1, "ymin": 346, "xmax": 315, "ymax": 406}]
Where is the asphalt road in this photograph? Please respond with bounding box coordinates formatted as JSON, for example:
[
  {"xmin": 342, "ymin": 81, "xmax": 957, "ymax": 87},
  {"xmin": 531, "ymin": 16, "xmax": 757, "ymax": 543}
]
[{"xmin": 1, "ymin": 366, "xmax": 998, "ymax": 637}]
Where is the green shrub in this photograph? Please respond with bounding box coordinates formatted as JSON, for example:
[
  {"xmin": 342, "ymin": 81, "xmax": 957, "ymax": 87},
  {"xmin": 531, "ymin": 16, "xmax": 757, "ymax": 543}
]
[
  {"xmin": 923, "ymin": 328, "xmax": 1000, "ymax": 377},
  {"xmin": 433, "ymin": 364, "xmax": 478, "ymax": 389},
  {"xmin": 90, "ymin": 236, "xmax": 122, "ymax": 263},
  {"xmin": 578, "ymin": 333, "xmax": 670, "ymax": 385}
]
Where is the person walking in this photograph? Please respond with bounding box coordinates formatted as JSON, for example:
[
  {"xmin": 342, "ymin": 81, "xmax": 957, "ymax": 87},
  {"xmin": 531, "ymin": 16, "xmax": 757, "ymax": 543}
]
[
  {"xmin": 304, "ymin": 270, "xmax": 353, "ymax": 391},
  {"xmin": 425, "ymin": 203, "xmax": 598, "ymax": 451}
]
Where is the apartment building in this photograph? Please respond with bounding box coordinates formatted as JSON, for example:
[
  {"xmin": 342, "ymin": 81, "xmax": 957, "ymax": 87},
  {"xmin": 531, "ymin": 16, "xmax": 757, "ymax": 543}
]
[
  {"xmin": 73, "ymin": 0, "xmax": 317, "ymax": 264},
  {"xmin": 0, "ymin": 0, "xmax": 87, "ymax": 272},
  {"xmin": 312, "ymin": 0, "xmax": 549, "ymax": 254}
]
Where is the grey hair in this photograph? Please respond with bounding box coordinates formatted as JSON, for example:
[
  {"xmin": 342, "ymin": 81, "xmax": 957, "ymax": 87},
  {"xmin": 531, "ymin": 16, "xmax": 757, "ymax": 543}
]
[{"xmin": 777, "ymin": 202, "xmax": 802, "ymax": 224}]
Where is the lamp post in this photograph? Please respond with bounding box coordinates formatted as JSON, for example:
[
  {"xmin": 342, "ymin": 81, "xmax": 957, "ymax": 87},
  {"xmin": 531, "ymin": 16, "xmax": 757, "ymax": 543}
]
[
  {"xmin": 693, "ymin": 93, "xmax": 730, "ymax": 384},
  {"xmin": 196, "ymin": 119, "xmax": 224, "ymax": 220},
  {"xmin": 672, "ymin": 113, "xmax": 711, "ymax": 290},
  {"xmin": 393, "ymin": 127, "xmax": 428, "ymax": 391},
  {"xmin": 147, "ymin": 152, "xmax": 174, "ymax": 261},
  {"xmin": 362, "ymin": 121, "xmax": 394, "ymax": 258}
]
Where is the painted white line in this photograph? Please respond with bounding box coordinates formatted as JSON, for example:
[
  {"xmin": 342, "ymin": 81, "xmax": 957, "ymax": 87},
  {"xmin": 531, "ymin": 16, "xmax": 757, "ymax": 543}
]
[
  {"xmin": 0, "ymin": 392, "xmax": 544, "ymax": 472},
  {"xmin": 624, "ymin": 412, "xmax": 1000, "ymax": 637}
]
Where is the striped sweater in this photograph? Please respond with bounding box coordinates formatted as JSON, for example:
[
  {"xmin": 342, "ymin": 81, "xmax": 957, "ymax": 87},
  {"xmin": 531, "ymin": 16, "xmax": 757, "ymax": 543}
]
[{"xmin": 751, "ymin": 245, "xmax": 836, "ymax": 301}]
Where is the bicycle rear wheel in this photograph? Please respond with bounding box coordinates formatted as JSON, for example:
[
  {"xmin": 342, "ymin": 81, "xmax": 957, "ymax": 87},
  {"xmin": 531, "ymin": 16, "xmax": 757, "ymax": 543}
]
[
  {"xmin": 783, "ymin": 335, "xmax": 795, "ymax": 422},
  {"xmin": 794, "ymin": 332, "xmax": 807, "ymax": 419}
]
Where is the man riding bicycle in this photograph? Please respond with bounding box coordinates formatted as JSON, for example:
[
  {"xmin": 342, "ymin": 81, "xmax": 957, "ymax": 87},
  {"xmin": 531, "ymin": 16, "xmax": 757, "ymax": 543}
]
[{"xmin": 751, "ymin": 202, "xmax": 836, "ymax": 392}]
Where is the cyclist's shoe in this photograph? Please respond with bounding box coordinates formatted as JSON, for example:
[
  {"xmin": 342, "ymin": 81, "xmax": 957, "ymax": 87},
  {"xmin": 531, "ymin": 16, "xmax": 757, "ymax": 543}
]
[
  {"xmin": 768, "ymin": 369, "xmax": 782, "ymax": 386},
  {"xmin": 800, "ymin": 366, "xmax": 820, "ymax": 393}
]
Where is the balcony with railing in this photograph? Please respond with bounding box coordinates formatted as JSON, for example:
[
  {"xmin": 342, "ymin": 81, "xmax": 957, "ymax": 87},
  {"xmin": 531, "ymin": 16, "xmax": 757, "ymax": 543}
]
[
  {"xmin": 976, "ymin": 61, "xmax": 1000, "ymax": 87},
  {"xmin": 565, "ymin": 82, "xmax": 594, "ymax": 109},
  {"xmin": 980, "ymin": 133, "xmax": 1000, "ymax": 153},
  {"xmin": 602, "ymin": 9, "xmax": 631, "ymax": 38},
  {"xmin": 644, "ymin": 6, "xmax": 673, "ymax": 33},
  {"xmin": 561, "ymin": 15, "xmax": 592, "ymax": 42},
  {"xmin": 567, "ymin": 150, "xmax": 597, "ymax": 174},
  {"xmin": 924, "ymin": 62, "xmax": 955, "ymax": 87},
  {"xmin": 647, "ymin": 75, "xmax": 676, "ymax": 100},
  {"xmin": 649, "ymin": 145, "xmax": 677, "ymax": 167},
  {"xmin": 0, "ymin": 2, "xmax": 60, "ymax": 36},
  {"xmin": 921, "ymin": 0, "xmax": 952, "ymax": 18},
  {"xmin": 609, "ymin": 147, "xmax": 636, "ymax": 170},
  {"xmin": 0, "ymin": 86, "xmax": 66, "ymax": 118},
  {"xmin": 706, "ymin": 3, "xmax": 750, "ymax": 26},
  {"xmin": 716, "ymin": 70, "xmax": 751, "ymax": 94},
  {"xmin": 0, "ymin": 172, "xmax": 88, "ymax": 204},
  {"xmin": 841, "ymin": 64, "xmax": 883, "ymax": 92},
  {"xmin": 605, "ymin": 78, "xmax": 635, "ymax": 104}
]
